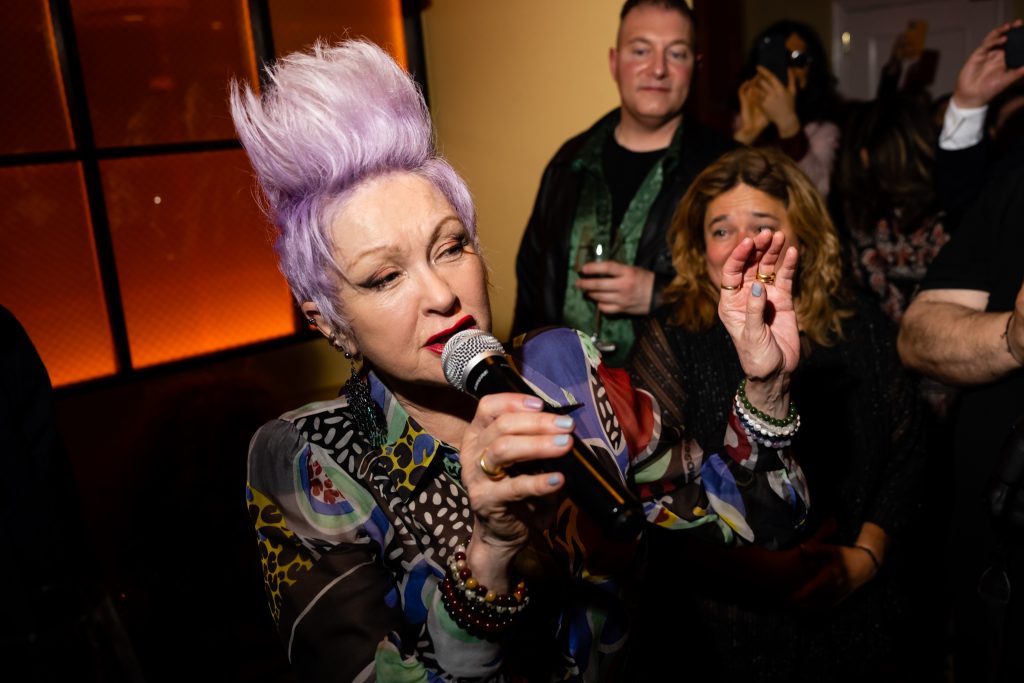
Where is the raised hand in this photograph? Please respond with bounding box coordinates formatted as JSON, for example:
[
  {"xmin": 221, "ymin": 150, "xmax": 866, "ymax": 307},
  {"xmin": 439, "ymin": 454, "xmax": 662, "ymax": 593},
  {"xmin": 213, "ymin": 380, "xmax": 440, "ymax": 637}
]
[
  {"xmin": 753, "ymin": 65, "xmax": 801, "ymax": 139},
  {"xmin": 717, "ymin": 230, "xmax": 800, "ymax": 382},
  {"xmin": 953, "ymin": 20, "xmax": 1024, "ymax": 109},
  {"xmin": 734, "ymin": 78, "xmax": 770, "ymax": 145}
]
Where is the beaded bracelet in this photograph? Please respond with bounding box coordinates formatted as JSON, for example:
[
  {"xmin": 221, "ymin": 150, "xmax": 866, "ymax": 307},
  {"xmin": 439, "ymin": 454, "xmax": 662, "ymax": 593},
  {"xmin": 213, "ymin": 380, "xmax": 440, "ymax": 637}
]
[
  {"xmin": 734, "ymin": 396, "xmax": 800, "ymax": 438},
  {"xmin": 438, "ymin": 544, "xmax": 529, "ymax": 641},
  {"xmin": 735, "ymin": 403, "xmax": 796, "ymax": 448},
  {"xmin": 734, "ymin": 380, "xmax": 800, "ymax": 449},
  {"xmin": 735, "ymin": 405, "xmax": 796, "ymax": 448},
  {"xmin": 737, "ymin": 378, "xmax": 799, "ymax": 428}
]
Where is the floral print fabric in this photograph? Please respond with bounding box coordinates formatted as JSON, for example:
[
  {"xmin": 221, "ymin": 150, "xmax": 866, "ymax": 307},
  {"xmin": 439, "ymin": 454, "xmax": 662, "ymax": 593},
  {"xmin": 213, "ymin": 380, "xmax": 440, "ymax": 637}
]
[{"xmin": 849, "ymin": 212, "xmax": 950, "ymax": 324}]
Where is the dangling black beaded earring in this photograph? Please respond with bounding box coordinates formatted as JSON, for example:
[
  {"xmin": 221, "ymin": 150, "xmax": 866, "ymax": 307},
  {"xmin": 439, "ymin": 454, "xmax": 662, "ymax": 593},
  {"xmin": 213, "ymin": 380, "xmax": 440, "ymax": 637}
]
[{"xmin": 341, "ymin": 350, "xmax": 386, "ymax": 447}]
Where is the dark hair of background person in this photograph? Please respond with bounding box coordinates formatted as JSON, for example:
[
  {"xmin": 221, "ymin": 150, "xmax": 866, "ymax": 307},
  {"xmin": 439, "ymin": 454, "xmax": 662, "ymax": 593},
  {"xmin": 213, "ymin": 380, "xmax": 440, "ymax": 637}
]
[
  {"xmin": 837, "ymin": 94, "xmax": 938, "ymax": 239},
  {"xmin": 737, "ymin": 19, "xmax": 843, "ymax": 125},
  {"xmin": 619, "ymin": 0, "xmax": 695, "ymax": 23}
]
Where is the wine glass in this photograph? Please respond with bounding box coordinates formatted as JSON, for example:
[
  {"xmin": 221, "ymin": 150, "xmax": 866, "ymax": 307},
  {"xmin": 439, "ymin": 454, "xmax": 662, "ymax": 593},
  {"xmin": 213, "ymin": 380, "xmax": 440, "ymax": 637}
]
[{"xmin": 575, "ymin": 239, "xmax": 617, "ymax": 354}]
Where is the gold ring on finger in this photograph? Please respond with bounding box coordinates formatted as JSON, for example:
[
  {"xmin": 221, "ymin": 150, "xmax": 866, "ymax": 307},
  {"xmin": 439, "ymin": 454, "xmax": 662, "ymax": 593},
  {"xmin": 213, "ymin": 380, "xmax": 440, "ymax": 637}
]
[
  {"xmin": 755, "ymin": 271, "xmax": 776, "ymax": 286},
  {"xmin": 478, "ymin": 449, "xmax": 506, "ymax": 481},
  {"xmin": 720, "ymin": 283, "xmax": 741, "ymax": 291}
]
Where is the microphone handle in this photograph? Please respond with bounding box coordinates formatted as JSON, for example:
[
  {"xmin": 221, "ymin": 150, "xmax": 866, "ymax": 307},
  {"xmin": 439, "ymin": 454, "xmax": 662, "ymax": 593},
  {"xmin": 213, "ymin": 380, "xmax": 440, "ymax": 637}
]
[{"xmin": 465, "ymin": 356, "xmax": 645, "ymax": 541}]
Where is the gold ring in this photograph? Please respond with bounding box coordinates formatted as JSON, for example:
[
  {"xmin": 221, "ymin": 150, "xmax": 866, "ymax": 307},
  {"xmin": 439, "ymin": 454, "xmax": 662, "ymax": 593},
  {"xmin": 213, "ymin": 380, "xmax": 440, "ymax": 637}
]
[
  {"xmin": 755, "ymin": 271, "xmax": 776, "ymax": 286},
  {"xmin": 720, "ymin": 283, "xmax": 741, "ymax": 291},
  {"xmin": 479, "ymin": 450, "xmax": 506, "ymax": 481}
]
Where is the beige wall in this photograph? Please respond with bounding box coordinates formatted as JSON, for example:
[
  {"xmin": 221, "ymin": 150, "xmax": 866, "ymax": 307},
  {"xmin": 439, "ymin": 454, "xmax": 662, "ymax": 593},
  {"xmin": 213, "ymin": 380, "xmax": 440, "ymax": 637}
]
[{"xmin": 421, "ymin": 0, "xmax": 623, "ymax": 340}]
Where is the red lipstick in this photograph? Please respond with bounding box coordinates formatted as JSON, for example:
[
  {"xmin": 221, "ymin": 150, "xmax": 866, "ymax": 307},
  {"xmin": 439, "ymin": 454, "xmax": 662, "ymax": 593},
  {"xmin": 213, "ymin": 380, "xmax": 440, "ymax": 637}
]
[{"xmin": 424, "ymin": 315, "xmax": 476, "ymax": 355}]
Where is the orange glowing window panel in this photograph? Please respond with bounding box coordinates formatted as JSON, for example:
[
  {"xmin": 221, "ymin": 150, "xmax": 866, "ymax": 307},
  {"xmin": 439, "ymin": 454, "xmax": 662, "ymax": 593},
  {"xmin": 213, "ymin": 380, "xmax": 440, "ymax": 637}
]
[
  {"xmin": 70, "ymin": 0, "xmax": 258, "ymax": 148},
  {"xmin": 268, "ymin": 0, "xmax": 407, "ymax": 67},
  {"xmin": 2, "ymin": 0, "xmax": 74, "ymax": 154},
  {"xmin": 0, "ymin": 164, "xmax": 116, "ymax": 386},
  {"xmin": 100, "ymin": 150, "xmax": 295, "ymax": 368}
]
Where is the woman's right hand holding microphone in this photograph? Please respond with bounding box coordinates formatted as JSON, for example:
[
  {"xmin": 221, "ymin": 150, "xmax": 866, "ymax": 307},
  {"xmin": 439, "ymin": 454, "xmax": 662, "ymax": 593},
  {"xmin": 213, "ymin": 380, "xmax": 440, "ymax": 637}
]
[{"xmin": 457, "ymin": 393, "xmax": 575, "ymax": 592}]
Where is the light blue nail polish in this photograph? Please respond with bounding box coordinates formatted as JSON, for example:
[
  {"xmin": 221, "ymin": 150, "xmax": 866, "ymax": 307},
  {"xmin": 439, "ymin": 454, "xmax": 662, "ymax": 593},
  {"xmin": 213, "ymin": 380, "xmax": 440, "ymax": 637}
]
[
  {"xmin": 548, "ymin": 474, "xmax": 561, "ymax": 486},
  {"xmin": 752, "ymin": 282, "xmax": 764, "ymax": 297},
  {"xmin": 554, "ymin": 416, "xmax": 574, "ymax": 429},
  {"xmin": 553, "ymin": 434, "xmax": 570, "ymax": 446},
  {"xmin": 524, "ymin": 396, "xmax": 544, "ymax": 409}
]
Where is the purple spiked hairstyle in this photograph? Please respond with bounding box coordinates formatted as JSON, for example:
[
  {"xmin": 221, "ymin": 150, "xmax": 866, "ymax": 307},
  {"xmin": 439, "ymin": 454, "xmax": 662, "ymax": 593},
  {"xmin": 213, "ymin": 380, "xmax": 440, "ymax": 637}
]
[{"xmin": 229, "ymin": 40, "xmax": 478, "ymax": 337}]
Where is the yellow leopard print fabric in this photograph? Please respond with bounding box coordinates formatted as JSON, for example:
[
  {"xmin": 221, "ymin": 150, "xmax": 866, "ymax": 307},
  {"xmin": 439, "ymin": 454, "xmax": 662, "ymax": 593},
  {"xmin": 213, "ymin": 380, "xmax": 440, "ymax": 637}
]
[
  {"xmin": 247, "ymin": 483, "xmax": 313, "ymax": 622},
  {"xmin": 379, "ymin": 420, "xmax": 444, "ymax": 493}
]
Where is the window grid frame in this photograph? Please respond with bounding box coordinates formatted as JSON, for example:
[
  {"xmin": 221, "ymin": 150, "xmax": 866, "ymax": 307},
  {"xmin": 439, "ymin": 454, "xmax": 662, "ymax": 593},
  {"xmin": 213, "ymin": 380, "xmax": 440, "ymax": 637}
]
[{"xmin": 2, "ymin": 0, "xmax": 427, "ymax": 393}]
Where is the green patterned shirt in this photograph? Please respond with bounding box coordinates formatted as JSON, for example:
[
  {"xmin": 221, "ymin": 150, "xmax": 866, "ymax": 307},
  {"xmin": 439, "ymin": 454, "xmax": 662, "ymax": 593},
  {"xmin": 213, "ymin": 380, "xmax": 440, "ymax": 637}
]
[{"xmin": 561, "ymin": 115, "xmax": 684, "ymax": 366}]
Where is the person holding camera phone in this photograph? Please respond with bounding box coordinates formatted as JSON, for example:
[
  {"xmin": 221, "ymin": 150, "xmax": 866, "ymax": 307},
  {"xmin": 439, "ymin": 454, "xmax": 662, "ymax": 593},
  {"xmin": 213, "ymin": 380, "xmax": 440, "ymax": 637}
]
[
  {"xmin": 935, "ymin": 20, "xmax": 1024, "ymax": 220},
  {"xmin": 733, "ymin": 20, "xmax": 843, "ymax": 198},
  {"xmin": 899, "ymin": 20, "xmax": 1024, "ymax": 682}
]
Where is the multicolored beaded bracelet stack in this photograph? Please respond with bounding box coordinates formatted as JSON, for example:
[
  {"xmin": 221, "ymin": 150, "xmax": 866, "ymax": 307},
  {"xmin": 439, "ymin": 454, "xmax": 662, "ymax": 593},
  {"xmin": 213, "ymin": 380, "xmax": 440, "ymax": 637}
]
[
  {"xmin": 438, "ymin": 543, "xmax": 530, "ymax": 641},
  {"xmin": 734, "ymin": 378, "xmax": 801, "ymax": 448}
]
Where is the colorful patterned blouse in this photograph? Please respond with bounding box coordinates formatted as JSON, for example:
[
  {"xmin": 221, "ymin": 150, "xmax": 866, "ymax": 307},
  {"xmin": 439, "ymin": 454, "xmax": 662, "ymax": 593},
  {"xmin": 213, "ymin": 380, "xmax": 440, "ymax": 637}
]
[{"xmin": 246, "ymin": 328, "xmax": 808, "ymax": 681}]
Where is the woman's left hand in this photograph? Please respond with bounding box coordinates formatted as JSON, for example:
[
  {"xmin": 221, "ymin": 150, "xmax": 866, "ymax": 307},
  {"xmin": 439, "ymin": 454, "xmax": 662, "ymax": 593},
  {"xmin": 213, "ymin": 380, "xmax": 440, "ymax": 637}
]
[{"xmin": 718, "ymin": 230, "xmax": 800, "ymax": 382}]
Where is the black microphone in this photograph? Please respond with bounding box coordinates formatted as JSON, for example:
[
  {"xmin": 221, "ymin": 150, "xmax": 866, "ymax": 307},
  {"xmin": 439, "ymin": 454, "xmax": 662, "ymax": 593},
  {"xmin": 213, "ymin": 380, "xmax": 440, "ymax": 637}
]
[{"xmin": 442, "ymin": 329, "xmax": 644, "ymax": 541}]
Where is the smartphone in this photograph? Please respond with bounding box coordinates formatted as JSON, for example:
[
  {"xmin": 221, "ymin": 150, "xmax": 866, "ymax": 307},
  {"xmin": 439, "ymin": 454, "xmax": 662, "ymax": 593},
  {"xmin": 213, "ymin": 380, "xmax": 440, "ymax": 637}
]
[
  {"xmin": 1006, "ymin": 26, "xmax": 1024, "ymax": 69},
  {"xmin": 902, "ymin": 20, "xmax": 928, "ymax": 59},
  {"xmin": 756, "ymin": 32, "xmax": 789, "ymax": 84}
]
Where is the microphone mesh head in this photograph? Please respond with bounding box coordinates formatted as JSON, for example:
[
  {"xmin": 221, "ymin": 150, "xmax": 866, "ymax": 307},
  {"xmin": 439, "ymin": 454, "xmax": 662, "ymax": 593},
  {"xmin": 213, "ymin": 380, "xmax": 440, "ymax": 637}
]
[{"xmin": 442, "ymin": 329, "xmax": 505, "ymax": 391}]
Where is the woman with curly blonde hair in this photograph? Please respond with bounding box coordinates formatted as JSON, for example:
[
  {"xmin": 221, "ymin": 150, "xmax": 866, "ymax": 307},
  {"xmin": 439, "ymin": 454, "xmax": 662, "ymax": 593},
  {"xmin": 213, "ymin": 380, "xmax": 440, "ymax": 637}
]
[
  {"xmin": 627, "ymin": 147, "xmax": 938, "ymax": 679},
  {"xmin": 663, "ymin": 146, "xmax": 849, "ymax": 346}
]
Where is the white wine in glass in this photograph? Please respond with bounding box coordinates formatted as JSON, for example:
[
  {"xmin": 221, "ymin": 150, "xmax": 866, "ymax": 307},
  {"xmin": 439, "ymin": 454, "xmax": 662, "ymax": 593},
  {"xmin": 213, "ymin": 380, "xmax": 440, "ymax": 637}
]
[{"xmin": 575, "ymin": 240, "xmax": 617, "ymax": 354}]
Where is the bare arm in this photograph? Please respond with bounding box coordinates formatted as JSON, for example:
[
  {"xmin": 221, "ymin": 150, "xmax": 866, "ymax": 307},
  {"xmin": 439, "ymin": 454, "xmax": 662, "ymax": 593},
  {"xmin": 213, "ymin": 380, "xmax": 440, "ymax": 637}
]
[{"xmin": 898, "ymin": 285, "xmax": 1024, "ymax": 385}]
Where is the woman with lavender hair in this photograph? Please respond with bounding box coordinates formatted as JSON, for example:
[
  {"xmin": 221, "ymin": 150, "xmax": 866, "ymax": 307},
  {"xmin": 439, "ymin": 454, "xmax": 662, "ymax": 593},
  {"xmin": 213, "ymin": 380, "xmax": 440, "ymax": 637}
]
[{"xmin": 232, "ymin": 40, "xmax": 807, "ymax": 681}]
